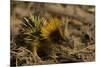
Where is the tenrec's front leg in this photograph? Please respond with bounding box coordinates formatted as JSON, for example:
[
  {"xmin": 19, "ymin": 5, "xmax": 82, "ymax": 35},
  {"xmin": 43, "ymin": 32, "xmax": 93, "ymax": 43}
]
[{"xmin": 32, "ymin": 40, "xmax": 44, "ymax": 64}]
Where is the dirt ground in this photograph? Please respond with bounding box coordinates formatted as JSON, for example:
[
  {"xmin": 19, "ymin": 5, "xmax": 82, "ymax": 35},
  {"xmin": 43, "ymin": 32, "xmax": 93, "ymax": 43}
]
[{"xmin": 10, "ymin": 1, "xmax": 95, "ymax": 66}]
